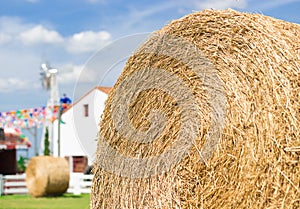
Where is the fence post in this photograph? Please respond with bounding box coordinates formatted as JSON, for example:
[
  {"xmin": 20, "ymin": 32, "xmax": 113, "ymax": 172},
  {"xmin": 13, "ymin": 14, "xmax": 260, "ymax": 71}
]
[
  {"xmin": 0, "ymin": 174, "xmax": 3, "ymax": 196},
  {"xmin": 73, "ymin": 173, "xmax": 82, "ymax": 195}
]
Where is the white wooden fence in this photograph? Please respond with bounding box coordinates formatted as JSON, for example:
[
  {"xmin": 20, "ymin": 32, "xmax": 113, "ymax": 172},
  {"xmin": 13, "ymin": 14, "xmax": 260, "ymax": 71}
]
[
  {"xmin": 67, "ymin": 173, "xmax": 93, "ymax": 195},
  {"xmin": 0, "ymin": 173, "xmax": 93, "ymax": 196},
  {"xmin": 0, "ymin": 174, "xmax": 28, "ymax": 195}
]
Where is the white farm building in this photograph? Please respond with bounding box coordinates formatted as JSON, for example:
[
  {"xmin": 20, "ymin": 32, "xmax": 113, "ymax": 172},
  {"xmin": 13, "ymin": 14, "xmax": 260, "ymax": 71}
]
[{"xmin": 52, "ymin": 86, "xmax": 111, "ymax": 172}]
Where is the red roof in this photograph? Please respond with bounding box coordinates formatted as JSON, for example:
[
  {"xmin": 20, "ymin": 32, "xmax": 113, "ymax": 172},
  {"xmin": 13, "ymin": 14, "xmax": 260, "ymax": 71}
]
[
  {"xmin": 96, "ymin": 86, "xmax": 111, "ymax": 94},
  {"xmin": 61, "ymin": 86, "xmax": 112, "ymax": 114},
  {"xmin": 0, "ymin": 132, "xmax": 31, "ymax": 150}
]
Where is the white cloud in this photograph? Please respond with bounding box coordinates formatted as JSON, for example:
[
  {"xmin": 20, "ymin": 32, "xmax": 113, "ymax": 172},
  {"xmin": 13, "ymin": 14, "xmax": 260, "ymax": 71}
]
[
  {"xmin": 0, "ymin": 17, "xmax": 111, "ymax": 54},
  {"xmin": 66, "ymin": 31, "xmax": 111, "ymax": 54},
  {"xmin": 0, "ymin": 78, "xmax": 39, "ymax": 93},
  {"xmin": 0, "ymin": 16, "xmax": 29, "ymax": 35},
  {"xmin": 0, "ymin": 33, "xmax": 12, "ymax": 44},
  {"xmin": 19, "ymin": 25, "xmax": 64, "ymax": 45},
  {"xmin": 58, "ymin": 64, "xmax": 98, "ymax": 84},
  {"xmin": 194, "ymin": 0, "xmax": 247, "ymax": 10}
]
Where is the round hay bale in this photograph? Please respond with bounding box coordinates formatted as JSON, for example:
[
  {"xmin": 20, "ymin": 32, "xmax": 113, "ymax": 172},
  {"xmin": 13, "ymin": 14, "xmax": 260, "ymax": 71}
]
[
  {"xmin": 91, "ymin": 9, "xmax": 300, "ymax": 208},
  {"xmin": 26, "ymin": 156, "xmax": 70, "ymax": 197}
]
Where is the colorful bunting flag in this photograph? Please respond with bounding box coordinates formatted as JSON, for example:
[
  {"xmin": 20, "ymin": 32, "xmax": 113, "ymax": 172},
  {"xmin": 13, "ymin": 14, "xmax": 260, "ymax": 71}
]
[{"xmin": 0, "ymin": 105, "xmax": 69, "ymax": 129}]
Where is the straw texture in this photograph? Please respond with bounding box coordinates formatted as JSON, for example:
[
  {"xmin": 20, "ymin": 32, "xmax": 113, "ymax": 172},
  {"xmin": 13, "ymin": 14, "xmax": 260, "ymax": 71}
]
[
  {"xmin": 26, "ymin": 156, "xmax": 70, "ymax": 197},
  {"xmin": 91, "ymin": 9, "xmax": 300, "ymax": 208}
]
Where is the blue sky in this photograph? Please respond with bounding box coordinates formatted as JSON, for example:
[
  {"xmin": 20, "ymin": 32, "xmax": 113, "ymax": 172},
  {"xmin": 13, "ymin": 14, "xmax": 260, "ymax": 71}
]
[{"xmin": 0, "ymin": 0, "xmax": 299, "ymax": 112}]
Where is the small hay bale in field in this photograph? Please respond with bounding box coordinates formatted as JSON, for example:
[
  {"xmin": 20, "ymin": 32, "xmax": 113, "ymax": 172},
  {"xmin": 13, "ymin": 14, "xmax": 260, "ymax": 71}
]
[
  {"xmin": 26, "ymin": 156, "xmax": 70, "ymax": 197},
  {"xmin": 91, "ymin": 9, "xmax": 300, "ymax": 208}
]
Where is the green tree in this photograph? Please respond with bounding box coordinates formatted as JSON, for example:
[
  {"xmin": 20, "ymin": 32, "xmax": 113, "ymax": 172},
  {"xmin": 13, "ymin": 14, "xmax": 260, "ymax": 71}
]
[
  {"xmin": 17, "ymin": 156, "xmax": 26, "ymax": 173},
  {"xmin": 44, "ymin": 127, "xmax": 50, "ymax": 156}
]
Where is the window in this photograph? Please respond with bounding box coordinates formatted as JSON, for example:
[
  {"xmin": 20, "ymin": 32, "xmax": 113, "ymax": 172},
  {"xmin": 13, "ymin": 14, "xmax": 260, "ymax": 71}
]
[{"xmin": 83, "ymin": 104, "xmax": 89, "ymax": 117}]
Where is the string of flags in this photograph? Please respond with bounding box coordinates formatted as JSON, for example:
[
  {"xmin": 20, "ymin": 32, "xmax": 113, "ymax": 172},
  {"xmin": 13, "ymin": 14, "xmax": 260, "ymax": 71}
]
[{"xmin": 0, "ymin": 103, "xmax": 69, "ymax": 129}]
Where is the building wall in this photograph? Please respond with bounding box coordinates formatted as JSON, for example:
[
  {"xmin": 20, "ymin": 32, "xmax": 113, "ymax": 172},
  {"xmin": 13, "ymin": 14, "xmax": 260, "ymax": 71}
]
[{"xmin": 53, "ymin": 89, "xmax": 108, "ymax": 165}]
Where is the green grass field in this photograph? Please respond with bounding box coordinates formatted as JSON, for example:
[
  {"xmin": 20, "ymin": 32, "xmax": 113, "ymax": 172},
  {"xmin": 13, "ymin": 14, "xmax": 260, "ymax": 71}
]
[{"xmin": 0, "ymin": 194, "xmax": 90, "ymax": 209}]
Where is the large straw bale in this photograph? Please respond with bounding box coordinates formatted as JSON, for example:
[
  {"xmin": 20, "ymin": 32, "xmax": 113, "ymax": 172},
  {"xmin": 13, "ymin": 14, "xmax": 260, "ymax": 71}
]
[
  {"xmin": 91, "ymin": 9, "xmax": 300, "ymax": 208},
  {"xmin": 26, "ymin": 156, "xmax": 70, "ymax": 197}
]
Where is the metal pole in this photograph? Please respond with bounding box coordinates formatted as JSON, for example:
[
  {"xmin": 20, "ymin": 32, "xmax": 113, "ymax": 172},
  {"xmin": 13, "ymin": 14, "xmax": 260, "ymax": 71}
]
[
  {"xmin": 34, "ymin": 126, "xmax": 38, "ymax": 156},
  {"xmin": 0, "ymin": 174, "xmax": 3, "ymax": 196},
  {"xmin": 58, "ymin": 104, "xmax": 61, "ymax": 157},
  {"xmin": 26, "ymin": 126, "xmax": 38, "ymax": 156}
]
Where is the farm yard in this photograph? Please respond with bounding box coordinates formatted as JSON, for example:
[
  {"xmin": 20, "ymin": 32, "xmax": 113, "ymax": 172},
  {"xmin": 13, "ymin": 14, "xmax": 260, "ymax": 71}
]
[
  {"xmin": 0, "ymin": 194, "xmax": 90, "ymax": 209},
  {"xmin": 0, "ymin": 173, "xmax": 93, "ymax": 208},
  {"xmin": 0, "ymin": 1, "xmax": 299, "ymax": 209}
]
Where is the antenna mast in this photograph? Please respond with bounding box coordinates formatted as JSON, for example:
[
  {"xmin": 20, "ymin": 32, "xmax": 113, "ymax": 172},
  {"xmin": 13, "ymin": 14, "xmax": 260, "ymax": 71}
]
[{"xmin": 40, "ymin": 62, "xmax": 60, "ymax": 155}]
